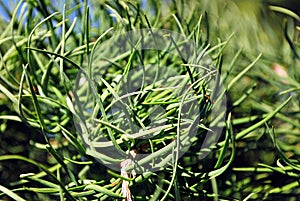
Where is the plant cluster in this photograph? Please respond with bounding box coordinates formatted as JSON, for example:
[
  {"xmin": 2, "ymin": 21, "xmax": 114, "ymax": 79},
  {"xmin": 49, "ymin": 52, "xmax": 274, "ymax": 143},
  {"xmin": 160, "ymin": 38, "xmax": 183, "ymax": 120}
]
[{"xmin": 0, "ymin": 0, "xmax": 299, "ymax": 200}]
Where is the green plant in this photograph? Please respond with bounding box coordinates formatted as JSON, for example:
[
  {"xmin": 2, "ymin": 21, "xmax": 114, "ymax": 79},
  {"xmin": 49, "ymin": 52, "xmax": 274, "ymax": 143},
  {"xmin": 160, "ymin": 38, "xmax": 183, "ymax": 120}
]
[{"xmin": 0, "ymin": 0, "xmax": 299, "ymax": 200}]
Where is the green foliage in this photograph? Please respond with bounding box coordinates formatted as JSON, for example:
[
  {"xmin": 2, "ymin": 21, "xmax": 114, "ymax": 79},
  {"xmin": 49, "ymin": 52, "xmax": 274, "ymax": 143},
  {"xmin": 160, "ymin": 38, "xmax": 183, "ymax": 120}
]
[{"xmin": 0, "ymin": 0, "xmax": 299, "ymax": 200}]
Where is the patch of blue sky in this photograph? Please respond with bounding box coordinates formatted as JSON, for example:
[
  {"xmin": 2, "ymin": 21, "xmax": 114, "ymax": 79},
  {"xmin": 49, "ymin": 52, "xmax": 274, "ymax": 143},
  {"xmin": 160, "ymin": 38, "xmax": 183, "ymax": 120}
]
[
  {"xmin": 0, "ymin": 0, "xmax": 27, "ymax": 22},
  {"xmin": 0, "ymin": 0, "xmax": 13, "ymax": 22},
  {"xmin": 0, "ymin": 0, "xmax": 159, "ymax": 37},
  {"xmin": 55, "ymin": 1, "xmax": 103, "ymax": 36},
  {"xmin": 0, "ymin": 0, "xmax": 98, "ymax": 30}
]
